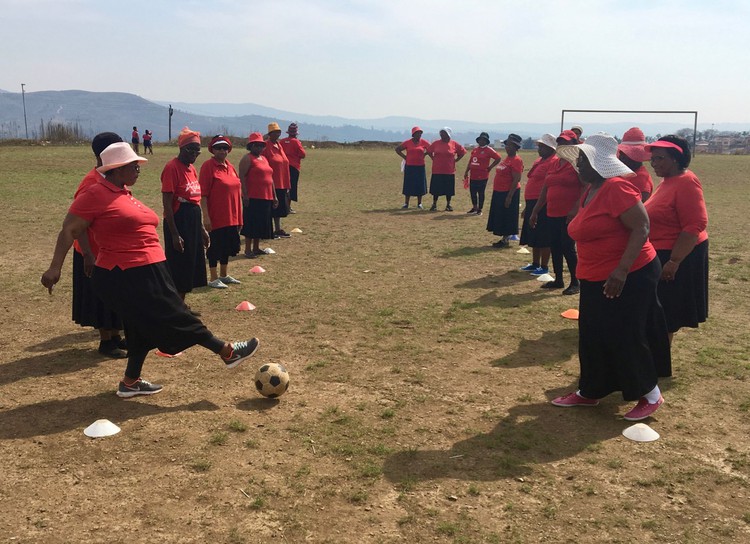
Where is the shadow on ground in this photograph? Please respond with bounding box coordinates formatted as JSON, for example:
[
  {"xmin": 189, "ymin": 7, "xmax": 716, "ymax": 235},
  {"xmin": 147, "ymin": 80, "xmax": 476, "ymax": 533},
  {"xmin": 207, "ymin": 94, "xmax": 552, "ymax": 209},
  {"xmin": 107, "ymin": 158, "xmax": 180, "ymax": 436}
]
[
  {"xmin": 455, "ymin": 270, "xmax": 538, "ymax": 290},
  {"xmin": 0, "ymin": 393, "xmax": 219, "ymax": 439},
  {"xmin": 0, "ymin": 349, "xmax": 111, "ymax": 387},
  {"xmin": 382, "ymin": 392, "xmax": 622, "ymax": 483},
  {"xmin": 490, "ymin": 328, "xmax": 579, "ymax": 368}
]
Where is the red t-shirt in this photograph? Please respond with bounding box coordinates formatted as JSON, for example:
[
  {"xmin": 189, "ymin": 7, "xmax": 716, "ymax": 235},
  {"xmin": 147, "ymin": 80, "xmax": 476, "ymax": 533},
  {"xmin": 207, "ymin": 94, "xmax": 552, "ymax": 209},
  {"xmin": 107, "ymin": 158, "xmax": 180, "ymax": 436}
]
[
  {"xmin": 629, "ymin": 165, "xmax": 653, "ymax": 195},
  {"xmin": 73, "ymin": 168, "xmax": 104, "ymax": 255},
  {"xmin": 69, "ymin": 179, "xmax": 166, "ymax": 270},
  {"xmin": 524, "ymin": 156, "xmax": 557, "ymax": 201},
  {"xmin": 244, "ymin": 155, "xmax": 275, "ymax": 200},
  {"xmin": 467, "ymin": 146, "xmax": 502, "ymax": 180},
  {"xmin": 199, "ymin": 157, "xmax": 242, "ymax": 229},
  {"xmin": 644, "ymin": 170, "xmax": 708, "ymax": 250},
  {"xmin": 400, "ymin": 138, "xmax": 430, "ymax": 166},
  {"xmin": 131, "ymin": 130, "xmax": 139, "ymax": 142},
  {"xmin": 262, "ymin": 142, "xmax": 291, "ymax": 189},
  {"xmin": 492, "ymin": 155, "xmax": 524, "ymax": 192},
  {"xmin": 427, "ymin": 140, "xmax": 467, "ymax": 175},
  {"xmin": 544, "ymin": 159, "xmax": 582, "ymax": 217},
  {"xmin": 161, "ymin": 158, "xmax": 201, "ymax": 214},
  {"xmin": 279, "ymin": 137, "xmax": 306, "ymax": 170},
  {"xmin": 143, "ymin": 133, "xmax": 152, "ymax": 143},
  {"xmin": 567, "ymin": 178, "xmax": 656, "ymax": 281}
]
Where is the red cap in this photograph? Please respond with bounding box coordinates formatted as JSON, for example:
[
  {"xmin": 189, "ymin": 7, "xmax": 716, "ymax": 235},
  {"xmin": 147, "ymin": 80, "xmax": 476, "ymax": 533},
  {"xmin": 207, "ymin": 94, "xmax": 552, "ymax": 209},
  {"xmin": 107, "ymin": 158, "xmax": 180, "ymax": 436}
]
[
  {"xmin": 644, "ymin": 141, "xmax": 684, "ymax": 153},
  {"xmin": 247, "ymin": 132, "xmax": 266, "ymax": 145},
  {"xmin": 557, "ymin": 130, "xmax": 578, "ymax": 143},
  {"xmin": 411, "ymin": 126, "xmax": 423, "ymax": 136}
]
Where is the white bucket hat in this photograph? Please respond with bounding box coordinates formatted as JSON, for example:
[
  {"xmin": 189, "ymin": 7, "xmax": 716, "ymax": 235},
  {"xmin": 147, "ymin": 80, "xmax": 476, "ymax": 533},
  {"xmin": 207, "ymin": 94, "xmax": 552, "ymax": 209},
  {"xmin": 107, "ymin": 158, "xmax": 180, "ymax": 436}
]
[
  {"xmin": 535, "ymin": 133, "xmax": 557, "ymax": 150},
  {"xmin": 97, "ymin": 142, "xmax": 148, "ymax": 173},
  {"xmin": 557, "ymin": 133, "xmax": 634, "ymax": 179}
]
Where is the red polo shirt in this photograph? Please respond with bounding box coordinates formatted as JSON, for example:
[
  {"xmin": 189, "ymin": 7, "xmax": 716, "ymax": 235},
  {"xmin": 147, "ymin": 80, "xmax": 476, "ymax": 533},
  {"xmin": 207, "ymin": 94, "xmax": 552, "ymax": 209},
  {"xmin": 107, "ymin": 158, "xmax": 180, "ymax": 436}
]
[
  {"xmin": 644, "ymin": 170, "xmax": 708, "ymax": 250},
  {"xmin": 427, "ymin": 140, "xmax": 467, "ymax": 175},
  {"xmin": 69, "ymin": 179, "xmax": 165, "ymax": 270},
  {"xmin": 73, "ymin": 168, "xmax": 104, "ymax": 255},
  {"xmin": 279, "ymin": 137, "xmax": 306, "ymax": 170},
  {"xmin": 245, "ymin": 155, "xmax": 275, "ymax": 200},
  {"xmin": 567, "ymin": 177, "xmax": 656, "ymax": 281},
  {"xmin": 401, "ymin": 138, "xmax": 430, "ymax": 166},
  {"xmin": 161, "ymin": 158, "xmax": 201, "ymax": 214},
  {"xmin": 262, "ymin": 142, "xmax": 291, "ymax": 189},
  {"xmin": 467, "ymin": 146, "xmax": 501, "ymax": 181},
  {"xmin": 524, "ymin": 155, "xmax": 557, "ymax": 200},
  {"xmin": 199, "ymin": 157, "xmax": 242, "ymax": 230},
  {"xmin": 544, "ymin": 159, "xmax": 582, "ymax": 218},
  {"xmin": 629, "ymin": 165, "xmax": 654, "ymax": 196},
  {"xmin": 492, "ymin": 155, "xmax": 524, "ymax": 192}
]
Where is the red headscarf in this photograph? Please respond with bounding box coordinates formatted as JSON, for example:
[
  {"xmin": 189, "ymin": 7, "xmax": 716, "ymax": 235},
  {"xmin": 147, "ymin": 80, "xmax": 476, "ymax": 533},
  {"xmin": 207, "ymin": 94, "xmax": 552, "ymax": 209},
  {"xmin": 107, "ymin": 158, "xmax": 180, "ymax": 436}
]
[{"xmin": 178, "ymin": 126, "xmax": 201, "ymax": 147}]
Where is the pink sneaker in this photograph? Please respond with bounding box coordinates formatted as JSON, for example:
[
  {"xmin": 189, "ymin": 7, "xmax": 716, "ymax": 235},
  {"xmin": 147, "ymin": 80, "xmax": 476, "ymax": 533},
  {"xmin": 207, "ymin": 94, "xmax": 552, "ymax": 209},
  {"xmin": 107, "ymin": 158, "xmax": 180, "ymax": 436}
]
[
  {"xmin": 551, "ymin": 391, "xmax": 599, "ymax": 407},
  {"xmin": 623, "ymin": 395, "xmax": 664, "ymax": 421}
]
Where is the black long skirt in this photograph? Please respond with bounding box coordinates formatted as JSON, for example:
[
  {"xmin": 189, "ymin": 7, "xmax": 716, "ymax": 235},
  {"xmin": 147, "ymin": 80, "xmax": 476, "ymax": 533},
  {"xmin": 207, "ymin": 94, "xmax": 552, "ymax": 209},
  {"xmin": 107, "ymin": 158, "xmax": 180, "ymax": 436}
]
[
  {"xmin": 206, "ymin": 226, "xmax": 241, "ymax": 266},
  {"xmin": 71, "ymin": 250, "xmax": 122, "ymax": 330},
  {"xmin": 402, "ymin": 165, "xmax": 427, "ymax": 196},
  {"xmin": 520, "ymin": 200, "xmax": 552, "ymax": 248},
  {"xmin": 578, "ymin": 257, "xmax": 672, "ymax": 401},
  {"xmin": 271, "ymin": 188, "xmax": 289, "ymax": 218},
  {"xmin": 656, "ymin": 239, "xmax": 709, "ymax": 333},
  {"xmin": 429, "ymin": 174, "xmax": 455, "ymax": 197},
  {"xmin": 240, "ymin": 198, "xmax": 274, "ymax": 239},
  {"xmin": 164, "ymin": 202, "xmax": 207, "ymax": 293},
  {"xmin": 486, "ymin": 190, "xmax": 520, "ymax": 236},
  {"xmin": 90, "ymin": 261, "xmax": 214, "ymax": 356},
  {"xmin": 290, "ymin": 167, "xmax": 300, "ymax": 202}
]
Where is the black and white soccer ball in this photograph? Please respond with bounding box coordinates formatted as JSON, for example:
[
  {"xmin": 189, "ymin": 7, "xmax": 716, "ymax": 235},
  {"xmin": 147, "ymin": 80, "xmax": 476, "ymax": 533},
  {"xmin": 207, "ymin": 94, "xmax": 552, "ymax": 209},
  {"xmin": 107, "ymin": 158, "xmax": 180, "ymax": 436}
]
[{"xmin": 254, "ymin": 363, "xmax": 290, "ymax": 398}]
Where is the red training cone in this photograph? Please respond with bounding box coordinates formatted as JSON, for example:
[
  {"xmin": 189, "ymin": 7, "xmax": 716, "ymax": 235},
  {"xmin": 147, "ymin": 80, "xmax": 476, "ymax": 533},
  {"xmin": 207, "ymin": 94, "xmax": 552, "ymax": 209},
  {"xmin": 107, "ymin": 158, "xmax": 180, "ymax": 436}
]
[
  {"xmin": 561, "ymin": 309, "xmax": 579, "ymax": 320},
  {"xmin": 235, "ymin": 301, "xmax": 256, "ymax": 311},
  {"xmin": 249, "ymin": 266, "xmax": 266, "ymax": 274},
  {"xmin": 156, "ymin": 349, "xmax": 183, "ymax": 358}
]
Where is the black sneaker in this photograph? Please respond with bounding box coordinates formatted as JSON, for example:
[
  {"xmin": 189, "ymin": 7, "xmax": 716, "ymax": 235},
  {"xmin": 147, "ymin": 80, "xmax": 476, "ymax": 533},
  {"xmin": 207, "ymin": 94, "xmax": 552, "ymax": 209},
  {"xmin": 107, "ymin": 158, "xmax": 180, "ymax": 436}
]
[
  {"xmin": 112, "ymin": 335, "xmax": 128, "ymax": 350},
  {"xmin": 445, "ymin": 205, "xmax": 453, "ymax": 211},
  {"xmin": 275, "ymin": 230, "xmax": 292, "ymax": 239},
  {"xmin": 98, "ymin": 339, "xmax": 127, "ymax": 359},
  {"xmin": 542, "ymin": 281, "xmax": 565, "ymax": 289},
  {"xmin": 562, "ymin": 284, "xmax": 581, "ymax": 295},
  {"xmin": 429, "ymin": 204, "xmax": 437, "ymax": 211},
  {"xmin": 117, "ymin": 378, "xmax": 163, "ymax": 398},
  {"xmin": 222, "ymin": 337, "xmax": 260, "ymax": 369},
  {"xmin": 466, "ymin": 208, "xmax": 476, "ymax": 214}
]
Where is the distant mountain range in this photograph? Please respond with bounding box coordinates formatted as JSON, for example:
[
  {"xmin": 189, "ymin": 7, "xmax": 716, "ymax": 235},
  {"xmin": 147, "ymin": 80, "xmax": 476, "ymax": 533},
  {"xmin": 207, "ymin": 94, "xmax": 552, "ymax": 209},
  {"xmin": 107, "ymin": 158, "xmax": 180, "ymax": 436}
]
[{"xmin": 0, "ymin": 89, "xmax": 745, "ymax": 144}]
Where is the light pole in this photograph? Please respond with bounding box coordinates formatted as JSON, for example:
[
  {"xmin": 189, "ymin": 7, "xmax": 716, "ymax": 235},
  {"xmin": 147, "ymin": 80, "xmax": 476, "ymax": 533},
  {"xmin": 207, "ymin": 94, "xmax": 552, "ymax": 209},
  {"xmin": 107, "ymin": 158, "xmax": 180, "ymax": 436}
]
[
  {"xmin": 21, "ymin": 83, "xmax": 28, "ymax": 139},
  {"xmin": 168, "ymin": 104, "xmax": 174, "ymax": 141}
]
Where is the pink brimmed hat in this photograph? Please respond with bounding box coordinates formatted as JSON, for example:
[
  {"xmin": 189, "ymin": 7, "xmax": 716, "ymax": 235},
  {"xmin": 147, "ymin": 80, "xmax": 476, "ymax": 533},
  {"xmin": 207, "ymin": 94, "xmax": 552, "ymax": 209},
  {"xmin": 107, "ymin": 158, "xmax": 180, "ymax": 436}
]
[
  {"xmin": 97, "ymin": 142, "xmax": 148, "ymax": 173},
  {"xmin": 247, "ymin": 132, "xmax": 266, "ymax": 145},
  {"xmin": 618, "ymin": 127, "xmax": 651, "ymax": 162},
  {"xmin": 644, "ymin": 140, "xmax": 684, "ymax": 153},
  {"xmin": 411, "ymin": 126, "xmax": 423, "ymax": 135}
]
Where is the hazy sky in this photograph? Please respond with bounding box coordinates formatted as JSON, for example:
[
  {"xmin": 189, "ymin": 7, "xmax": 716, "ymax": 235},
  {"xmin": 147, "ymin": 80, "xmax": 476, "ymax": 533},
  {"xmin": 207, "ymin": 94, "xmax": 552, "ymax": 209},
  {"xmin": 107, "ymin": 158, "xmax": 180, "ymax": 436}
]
[{"xmin": 2, "ymin": 0, "xmax": 748, "ymax": 125}]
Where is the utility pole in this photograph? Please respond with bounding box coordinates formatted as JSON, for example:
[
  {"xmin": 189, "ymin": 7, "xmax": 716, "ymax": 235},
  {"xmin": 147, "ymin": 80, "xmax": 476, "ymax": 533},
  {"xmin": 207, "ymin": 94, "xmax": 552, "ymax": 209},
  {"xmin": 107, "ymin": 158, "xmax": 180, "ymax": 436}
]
[
  {"xmin": 168, "ymin": 104, "xmax": 174, "ymax": 141},
  {"xmin": 21, "ymin": 83, "xmax": 28, "ymax": 139}
]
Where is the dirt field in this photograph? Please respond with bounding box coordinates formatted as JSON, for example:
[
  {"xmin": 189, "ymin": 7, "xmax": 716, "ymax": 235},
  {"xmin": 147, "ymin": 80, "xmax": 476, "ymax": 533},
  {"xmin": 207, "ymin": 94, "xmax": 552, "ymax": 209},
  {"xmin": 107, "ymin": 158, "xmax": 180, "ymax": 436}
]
[{"xmin": 0, "ymin": 144, "xmax": 748, "ymax": 543}]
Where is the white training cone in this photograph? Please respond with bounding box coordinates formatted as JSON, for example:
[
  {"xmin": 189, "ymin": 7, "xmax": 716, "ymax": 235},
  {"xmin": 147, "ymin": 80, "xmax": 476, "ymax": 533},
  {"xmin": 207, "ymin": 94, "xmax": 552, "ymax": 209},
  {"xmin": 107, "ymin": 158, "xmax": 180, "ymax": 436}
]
[
  {"xmin": 536, "ymin": 273, "xmax": 555, "ymax": 282},
  {"xmin": 249, "ymin": 266, "xmax": 266, "ymax": 274},
  {"xmin": 516, "ymin": 247, "xmax": 530, "ymax": 254},
  {"xmin": 290, "ymin": 228, "xmax": 303, "ymax": 234},
  {"xmin": 235, "ymin": 301, "xmax": 256, "ymax": 311},
  {"xmin": 84, "ymin": 419, "xmax": 121, "ymax": 438},
  {"xmin": 622, "ymin": 423, "xmax": 660, "ymax": 442},
  {"xmin": 264, "ymin": 248, "xmax": 276, "ymax": 254}
]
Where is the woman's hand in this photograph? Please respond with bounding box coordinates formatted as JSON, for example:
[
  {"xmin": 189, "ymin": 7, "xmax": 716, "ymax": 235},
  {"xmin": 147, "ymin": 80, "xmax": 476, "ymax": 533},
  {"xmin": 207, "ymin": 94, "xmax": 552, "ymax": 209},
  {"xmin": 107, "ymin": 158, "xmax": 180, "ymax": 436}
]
[
  {"xmin": 504, "ymin": 194, "xmax": 512, "ymax": 208},
  {"xmin": 41, "ymin": 267, "xmax": 61, "ymax": 294},
  {"xmin": 661, "ymin": 259, "xmax": 680, "ymax": 281},
  {"xmin": 203, "ymin": 220, "xmax": 212, "ymax": 232},
  {"xmin": 82, "ymin": 251, "xmax": 95, "ymax": 278},
  {"xmin": 172, "ymin": 233, "xmax": 185, "ymax": 253},
  {"xmin": 603, "ymin": 266, "xmax": 628, "ymax": 298},
  {"xmin": 201, "ymin": 228, "xmax": 210, "ymax": 250},
  {"xmin": 529, "ymin": 210, "xmax": 538, "ymax": 229},
  {"xmin": 273, "ymin": 198, "xmax": 279, "ymax": 209}
]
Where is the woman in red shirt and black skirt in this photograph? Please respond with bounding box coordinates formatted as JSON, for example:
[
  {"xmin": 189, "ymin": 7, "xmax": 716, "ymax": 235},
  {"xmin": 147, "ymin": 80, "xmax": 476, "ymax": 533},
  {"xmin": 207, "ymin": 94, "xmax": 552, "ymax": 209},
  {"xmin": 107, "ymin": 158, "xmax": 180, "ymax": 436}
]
[
  {"xmin": 42, "ymin": 143, "xmax": 261, "ymax": 398},
  {"xmin": 486, "ymin": 134, "xmax": 524, "ymax": 248},
  {"xmin": 396, "ymin": 127, "xmax": 430, "ymax": 209},
  {"xmin": 551, "ymin": 134, "xmax": 670, "ymax": 421},
  {"xmin": 239, "ymin": 132, "xmax": 278, "ymax": 257}
]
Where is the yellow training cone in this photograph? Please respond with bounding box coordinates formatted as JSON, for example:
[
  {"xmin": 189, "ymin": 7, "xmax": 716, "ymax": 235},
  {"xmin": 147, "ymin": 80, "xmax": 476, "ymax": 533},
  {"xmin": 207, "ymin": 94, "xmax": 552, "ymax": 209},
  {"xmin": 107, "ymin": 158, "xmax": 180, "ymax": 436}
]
[
  {"xmin": 516, "ymin": 247, "xmax": 530, "ymax": 254},
  {"xmin": 290, "ymin": 228, "xmax": 303, "ymax": 233}
]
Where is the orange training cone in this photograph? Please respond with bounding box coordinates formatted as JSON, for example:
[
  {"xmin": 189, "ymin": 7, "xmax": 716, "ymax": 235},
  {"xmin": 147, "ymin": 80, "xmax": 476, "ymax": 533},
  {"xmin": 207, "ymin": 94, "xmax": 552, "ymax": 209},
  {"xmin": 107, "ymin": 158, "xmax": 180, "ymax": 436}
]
[
  {"xmin": 561, "ymin": 309, "xmax": 579, "ymax": 320},
  {"xmin": 249, "ymin": 265, "xmax": 266, "ymax": 274},
  {"xmin": 156, "ymin": 349, "xmax": 183, "ymax": 358},
  {"xmin": 235, "ymin": 301, "xmax": 256, "ymax": 311}
]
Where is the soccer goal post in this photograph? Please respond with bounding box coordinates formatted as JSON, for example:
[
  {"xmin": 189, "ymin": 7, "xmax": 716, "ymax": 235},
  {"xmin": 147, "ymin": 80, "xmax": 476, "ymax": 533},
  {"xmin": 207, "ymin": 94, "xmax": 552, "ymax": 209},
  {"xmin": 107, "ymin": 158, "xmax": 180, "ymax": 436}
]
[{"xmin": 561, "ymin": 109, "xmax": 698, "ymax": 151}]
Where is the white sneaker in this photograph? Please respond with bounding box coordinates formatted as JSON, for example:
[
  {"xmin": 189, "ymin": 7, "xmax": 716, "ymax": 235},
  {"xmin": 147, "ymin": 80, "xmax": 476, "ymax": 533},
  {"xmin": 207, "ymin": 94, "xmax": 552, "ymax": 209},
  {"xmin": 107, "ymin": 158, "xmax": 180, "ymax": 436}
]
[
  {"xmin": 219, "ymin": 275, "xmax": 241, "ymax": 285},
  {"xmin": 208, "ymin": 279, "xmax": 228, "ymax": 289}
]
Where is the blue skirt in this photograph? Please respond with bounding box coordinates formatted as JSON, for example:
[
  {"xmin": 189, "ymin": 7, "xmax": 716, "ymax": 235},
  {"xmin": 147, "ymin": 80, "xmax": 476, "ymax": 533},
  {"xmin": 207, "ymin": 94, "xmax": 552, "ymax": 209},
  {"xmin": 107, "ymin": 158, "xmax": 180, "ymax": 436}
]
[{"xmin": 402, "ymin": 165, "xmax": 427, "ymax": 196}]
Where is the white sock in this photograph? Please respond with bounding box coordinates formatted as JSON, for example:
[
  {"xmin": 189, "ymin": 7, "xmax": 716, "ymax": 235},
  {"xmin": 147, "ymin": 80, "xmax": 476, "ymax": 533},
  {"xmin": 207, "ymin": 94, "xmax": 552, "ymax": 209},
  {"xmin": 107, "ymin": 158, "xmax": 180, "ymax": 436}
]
[{"xmin": 644, "ymin": 385, "xmax": 661, "ymax": 404}]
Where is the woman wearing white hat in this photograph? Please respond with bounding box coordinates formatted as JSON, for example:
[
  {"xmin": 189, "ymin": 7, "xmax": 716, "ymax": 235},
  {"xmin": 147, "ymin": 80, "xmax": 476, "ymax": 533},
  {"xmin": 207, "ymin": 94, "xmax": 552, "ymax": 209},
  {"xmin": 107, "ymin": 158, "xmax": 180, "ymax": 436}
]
[
  {"xmin": 42, "ymin": 142, "xmax": 261, "ymax": 398},
  {"xmin": 551, "ymin": 133, "xmax": 670, "ymax": 421}
]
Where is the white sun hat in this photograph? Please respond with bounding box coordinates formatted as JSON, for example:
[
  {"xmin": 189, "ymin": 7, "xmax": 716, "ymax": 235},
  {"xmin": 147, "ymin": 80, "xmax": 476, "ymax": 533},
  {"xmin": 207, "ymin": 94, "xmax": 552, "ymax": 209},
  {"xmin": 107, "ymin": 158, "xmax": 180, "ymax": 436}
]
[
  {"xmin": 556, "ymin": 133, "xmax": 634, "ymax": 179},
  {"xmin": 97, "ymin": 142, "xmax": 148, "ymax": 173},
  {"xmin": 535, "ymin": 133, "xmax": 558, "ymax": 150}
]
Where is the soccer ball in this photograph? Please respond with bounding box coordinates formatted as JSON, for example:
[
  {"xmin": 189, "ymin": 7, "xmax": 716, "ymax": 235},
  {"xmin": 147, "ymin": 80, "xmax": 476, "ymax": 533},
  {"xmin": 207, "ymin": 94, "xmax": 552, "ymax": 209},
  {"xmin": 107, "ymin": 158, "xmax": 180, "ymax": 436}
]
[{"xmin": 254, "ymin": 363, "xmax": 290, "ymax": 398}]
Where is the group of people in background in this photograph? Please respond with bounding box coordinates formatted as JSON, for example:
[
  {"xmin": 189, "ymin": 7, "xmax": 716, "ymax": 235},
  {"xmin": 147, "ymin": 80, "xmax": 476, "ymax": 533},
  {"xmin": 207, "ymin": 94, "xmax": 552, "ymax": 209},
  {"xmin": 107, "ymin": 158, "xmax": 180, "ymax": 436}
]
[
  {"xmin": 41, "ymin": 121, "xmax": 307, "ymax": 397},
  {"xmin": 397, "ymin": 124, "xmax": 709, "ymax": 421},
  {"xmin": 130, "ymin": 126, "xmax": 153, "ymax": 155}
]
